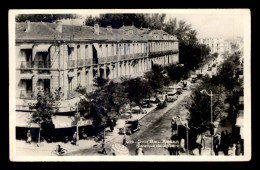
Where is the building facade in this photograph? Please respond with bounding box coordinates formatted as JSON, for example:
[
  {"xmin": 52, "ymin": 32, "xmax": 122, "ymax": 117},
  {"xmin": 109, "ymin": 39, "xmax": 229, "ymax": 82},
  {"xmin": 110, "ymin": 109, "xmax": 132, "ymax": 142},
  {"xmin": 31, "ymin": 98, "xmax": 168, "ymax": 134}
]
[
  {"xmin": 198, "ymin": 38, "xmax": 224, "ymax": 55},
  {"xmin": 16, "ymin": 20, "xmax": 179, "ymax": 113}
]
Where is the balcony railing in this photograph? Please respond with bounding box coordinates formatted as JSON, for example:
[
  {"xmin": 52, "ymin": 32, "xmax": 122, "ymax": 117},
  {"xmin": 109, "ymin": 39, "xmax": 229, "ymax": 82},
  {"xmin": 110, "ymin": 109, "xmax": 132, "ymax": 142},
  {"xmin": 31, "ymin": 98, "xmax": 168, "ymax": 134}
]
[
  {"xmin": 85, "ymin": 58, "xmax": 92, "ymax": 66},
  {"xmin": 67, "ymin": 90, "xmax": 77, "ymax": 99},
  {"xmin": 20, "ymin": 61, "xmax": 34, "ymax": 69},
  {"xmin": 20, "ymin": 61, "xmax": 52, "ymax": 69},
  {"xmin": 149, "ymin": 50, "xmax": 178, "ymax": 58},
  {"xmin": 77, "ymin": 59, "xmax": 84, "ymax": 67},
  {"xmin": 68, "ymin": 60, "xmax": 75, "ymax": 68},
  {"xmin": 37, "ymin": 61, "xmax": 51, "ymax": 68}
]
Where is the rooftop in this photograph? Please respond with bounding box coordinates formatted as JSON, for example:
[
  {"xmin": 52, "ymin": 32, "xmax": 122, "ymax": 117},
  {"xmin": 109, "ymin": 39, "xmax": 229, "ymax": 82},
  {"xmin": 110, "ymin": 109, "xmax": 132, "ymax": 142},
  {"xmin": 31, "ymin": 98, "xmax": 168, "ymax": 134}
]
[{"xmin": 16, "ymin": 21, "xmax": 178, "ymax": 42}]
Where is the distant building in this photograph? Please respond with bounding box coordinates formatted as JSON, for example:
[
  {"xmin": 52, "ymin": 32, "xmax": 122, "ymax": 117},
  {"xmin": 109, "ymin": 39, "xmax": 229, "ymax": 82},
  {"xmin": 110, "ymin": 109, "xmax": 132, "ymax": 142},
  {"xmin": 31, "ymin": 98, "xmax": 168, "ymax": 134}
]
[{"xmin": 198, "ymin": 38, "xmax": 224, "ymax": 55}]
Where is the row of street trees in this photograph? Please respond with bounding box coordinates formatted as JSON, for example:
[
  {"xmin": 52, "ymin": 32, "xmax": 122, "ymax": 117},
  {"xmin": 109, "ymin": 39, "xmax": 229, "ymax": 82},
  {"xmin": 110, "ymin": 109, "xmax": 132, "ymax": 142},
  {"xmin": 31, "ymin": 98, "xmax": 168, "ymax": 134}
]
[
  {"xmin": 24, "ymin": 13, "xmax": 212, "ymax": 143},
  {"xmin": 186, "ymin": 51, "xmax": 243, "ymax": 149}
]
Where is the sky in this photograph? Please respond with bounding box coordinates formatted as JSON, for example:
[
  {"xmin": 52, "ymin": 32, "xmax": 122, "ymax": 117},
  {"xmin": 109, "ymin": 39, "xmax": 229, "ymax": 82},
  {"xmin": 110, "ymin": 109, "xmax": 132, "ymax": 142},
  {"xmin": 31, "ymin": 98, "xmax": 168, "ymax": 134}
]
[
  {"xmin": 78, "ymin": 9, "xmax": 246, "ymax": 40},
  {"xmin": 165, "ymin": 13, "xmax": 244, "ymax": 40}
]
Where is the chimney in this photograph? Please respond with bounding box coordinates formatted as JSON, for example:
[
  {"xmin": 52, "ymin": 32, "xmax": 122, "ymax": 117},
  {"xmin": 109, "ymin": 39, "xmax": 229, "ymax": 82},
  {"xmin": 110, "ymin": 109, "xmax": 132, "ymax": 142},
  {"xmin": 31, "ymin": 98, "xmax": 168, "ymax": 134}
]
[
  {"xmin": 55, "ymin": 20, "xmax": 62, "ymax": 33},
  {"xmin": 107, "ymin": 25, "xmax": 113, "ymax": 33},
  {"xmin": 25, "ymin": 20, "xmax": 30, "ymax": 32},
  {"xmin": 94, "ymin": 23, "xmax": 100, "ymax": 35}
]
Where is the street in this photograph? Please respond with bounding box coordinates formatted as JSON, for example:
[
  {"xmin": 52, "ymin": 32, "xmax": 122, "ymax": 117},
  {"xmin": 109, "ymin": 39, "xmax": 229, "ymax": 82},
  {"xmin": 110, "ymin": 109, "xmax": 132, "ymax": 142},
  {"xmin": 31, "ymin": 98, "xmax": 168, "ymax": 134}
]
[
  {"xmin": 68, "ymin": 85, "xmax": 192, "ymax": 156},
  {"xmin": 68, "ymin": 57, "xmax": 221, "ymax": 156}
]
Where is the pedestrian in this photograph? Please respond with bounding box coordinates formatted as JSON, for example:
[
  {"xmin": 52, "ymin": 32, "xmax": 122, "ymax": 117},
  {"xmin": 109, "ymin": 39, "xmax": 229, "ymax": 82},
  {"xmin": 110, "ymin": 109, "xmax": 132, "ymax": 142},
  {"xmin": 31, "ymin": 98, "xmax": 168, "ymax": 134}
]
[
  {"xmin": 123, "ymin": 135, "xmax": 127, "ymax": 146},
  {"xmin": 223, "ymin": 131, "xmax": 229, "ymax": 155},
  {"xmin": 235, "ymin": 141, "xmax": 242, "ymax": 156},
  {"xmin": 198, "ymin": 143, "xmax": 202, "ymax": 156},
  {"xmin": 232, "ymin": 143, "xmax": 236, "ymax": 156},
  {"xmin": 179, "ymin": 138, "xmax": 186, "ymax": 153},
  {"xmin": 220, "ymin": 131, "xmax": 225, "ymax": 151},
  {"xmin": 26, "ymin": 130, "xmax": 31, "ymax": 144},
  {"xmin": 135, "ymin": 142, "xmax": 144, "ymax": 155},
  {"xmin": 73, "ymin": 132, "xmax": 77, "ymax": 145},
  {"xmin": 100, "ymin": 139, "xmax": 107, "ymax": 155},
  {"xmin": 168, "ymin": 146, "xmax": 174, "ymax": 155},
  {"xmin": 213, "ymin": 135, "xmax": 220, "ymax": 156},
  {"xmin": 171, "ymin": 120, "xmax": 177, "ymax": 135}
]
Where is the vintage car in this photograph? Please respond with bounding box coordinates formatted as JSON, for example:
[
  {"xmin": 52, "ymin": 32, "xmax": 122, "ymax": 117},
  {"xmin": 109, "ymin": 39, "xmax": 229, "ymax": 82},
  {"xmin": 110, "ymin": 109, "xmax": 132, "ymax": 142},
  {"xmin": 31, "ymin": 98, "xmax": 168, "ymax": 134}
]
[
  {"xmin": 119, "ymin": 119, "xmax": 141, "ymax": 135},
  {"xmin": 167, "ymin": 90, "xmax": 178, "ymax": 102}
]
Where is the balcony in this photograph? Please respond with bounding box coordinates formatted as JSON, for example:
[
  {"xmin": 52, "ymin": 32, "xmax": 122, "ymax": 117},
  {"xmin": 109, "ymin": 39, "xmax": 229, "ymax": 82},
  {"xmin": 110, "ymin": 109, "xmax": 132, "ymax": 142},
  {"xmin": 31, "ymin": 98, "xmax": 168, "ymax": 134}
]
[
  {"xmin": 77, "ymin": 59, "xmax": 84, "ymax": 67},
  {"xmin": 67, "ymin": 90, "xmax": 77, "ymax": 99},
  {"xmin": 148, "ymin": 50, "xmax": 178, "ymax": 58},
  {"xmin": 85, "ymin": 58, "xmax": 92, "ymax": 66},
  {"xmin": 20, "ymin": 61, "xmax": 52, "ymax": 69},
  {"xmin": 20, "ymin": 61, "xmax": 34, "ymax": 69},
  {"xmin": 37, "ymin": 61, "xmax": 51, "ymax": 68},
  {"xmin": 68, "ymin": 60, "xmax": 75, "ymax": 68}
]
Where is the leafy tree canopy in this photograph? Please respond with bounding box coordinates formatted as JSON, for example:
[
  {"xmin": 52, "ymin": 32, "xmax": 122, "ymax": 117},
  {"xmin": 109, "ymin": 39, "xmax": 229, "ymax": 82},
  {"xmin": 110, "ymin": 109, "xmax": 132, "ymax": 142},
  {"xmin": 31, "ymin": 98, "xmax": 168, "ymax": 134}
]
[{"xmin": 16, "ymin": 14, "xmax": 77, "ymax": 22}]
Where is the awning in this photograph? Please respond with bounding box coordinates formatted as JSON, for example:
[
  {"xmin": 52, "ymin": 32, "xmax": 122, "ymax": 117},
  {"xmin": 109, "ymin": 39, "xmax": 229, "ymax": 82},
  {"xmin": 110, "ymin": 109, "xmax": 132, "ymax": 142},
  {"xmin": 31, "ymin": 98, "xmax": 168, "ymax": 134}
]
[
  {"xmin": 36, "ymin": 44, "xmax": 51, "ymax": 52},
  {"xmin": 52, "ymin": 116, "xmax": 92, "ymax": 128},
  {"xmin": 16, "ymin": 111, "xmax": 39, "ymax": 128},
  {"xmin": 38, "ymin": 75, "xmax": 51, "ymax": 79},
  {"xmin": 20, "ymin": 74, "xmax": 34, "ymax": 80},
  {"xmin": 236, "ymin": 111, "xmax": 244, "ymax": 127},
  {"xmin": 52, "ymin": 116, "xmax": 74, "ymax": 128},
  {"xmin": 93, "ymin": 43, "xmax": 102, "ymax": 58},
  {"xmin": 20, "ymin": 44, "xmax": 33, "ymax": 49}
]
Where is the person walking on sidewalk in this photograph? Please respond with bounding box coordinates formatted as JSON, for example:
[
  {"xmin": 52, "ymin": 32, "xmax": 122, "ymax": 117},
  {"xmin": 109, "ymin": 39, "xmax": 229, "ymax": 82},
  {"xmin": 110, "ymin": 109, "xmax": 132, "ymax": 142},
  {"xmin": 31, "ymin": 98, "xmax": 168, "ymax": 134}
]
[
  {"xmin": 99, "ymin": 139, "xmax": 107, "ymax": 155},
  {"xmin": 26, "ymin": 130, "xmax": 31, "ymax": 144},
  {"xmin": 213, "ymin": 135, "xmax": 220, "ymax": 156},
  {"xmin": 123, "ymin": 135, "xmax": 127, "ymax": 146},
  {"xmin": 72, "ymin": 132, "xmax": 78, "ymax": 145}
]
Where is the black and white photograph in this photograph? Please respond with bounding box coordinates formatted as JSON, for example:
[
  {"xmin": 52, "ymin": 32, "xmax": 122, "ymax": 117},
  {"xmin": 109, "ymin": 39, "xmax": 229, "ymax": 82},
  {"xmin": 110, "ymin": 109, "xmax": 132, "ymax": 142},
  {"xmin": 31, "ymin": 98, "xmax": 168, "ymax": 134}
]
[{"xmin": 9, "ymin": 9, "xmax": 251, "ymax": 161}]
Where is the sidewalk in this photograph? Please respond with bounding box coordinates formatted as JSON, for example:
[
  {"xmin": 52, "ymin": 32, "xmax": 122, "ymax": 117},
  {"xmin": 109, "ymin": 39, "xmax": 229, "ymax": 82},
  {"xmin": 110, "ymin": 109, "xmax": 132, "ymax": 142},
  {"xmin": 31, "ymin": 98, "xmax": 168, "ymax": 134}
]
[{"xmin": 16, "ymin": 100, "xmax": 159, "ymax": 156}]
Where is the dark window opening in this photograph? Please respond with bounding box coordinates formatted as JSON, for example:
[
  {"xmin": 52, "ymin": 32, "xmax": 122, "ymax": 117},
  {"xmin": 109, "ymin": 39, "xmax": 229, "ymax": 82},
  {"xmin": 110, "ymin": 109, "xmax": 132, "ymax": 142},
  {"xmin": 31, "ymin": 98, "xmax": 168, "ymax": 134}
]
[{"xmin": 92, "ymin": 45, "xmax": 98, "ymax": 64}]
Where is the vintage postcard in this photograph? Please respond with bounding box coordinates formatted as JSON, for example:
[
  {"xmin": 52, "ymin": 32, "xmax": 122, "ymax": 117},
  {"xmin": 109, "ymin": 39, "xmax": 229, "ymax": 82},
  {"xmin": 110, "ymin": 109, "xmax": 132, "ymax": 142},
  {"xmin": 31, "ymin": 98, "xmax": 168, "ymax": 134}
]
[{"xmin": 9, "ymin": 9, "xmax": 251, "ymax": 161}]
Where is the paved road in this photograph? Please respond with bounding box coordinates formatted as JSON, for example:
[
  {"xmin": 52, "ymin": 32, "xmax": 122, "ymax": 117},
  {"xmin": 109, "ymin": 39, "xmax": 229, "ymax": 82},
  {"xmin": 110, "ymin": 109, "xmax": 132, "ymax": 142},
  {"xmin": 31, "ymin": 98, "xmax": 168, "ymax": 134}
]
[
  {"xmin": 68, "ymin": 58, "xmax": 219, "ymax": 156},
  {"xmin": 68, "ymin": 89, "xmax": 192, "ymax": 156}
]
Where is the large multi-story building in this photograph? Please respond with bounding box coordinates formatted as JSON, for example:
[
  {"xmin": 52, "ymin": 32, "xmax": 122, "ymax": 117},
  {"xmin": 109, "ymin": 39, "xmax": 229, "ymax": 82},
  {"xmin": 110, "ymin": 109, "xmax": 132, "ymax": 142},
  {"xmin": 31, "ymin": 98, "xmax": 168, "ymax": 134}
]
[{"xmin": 15, "ymin": 20, "xmax": 179, "ymax": 141}]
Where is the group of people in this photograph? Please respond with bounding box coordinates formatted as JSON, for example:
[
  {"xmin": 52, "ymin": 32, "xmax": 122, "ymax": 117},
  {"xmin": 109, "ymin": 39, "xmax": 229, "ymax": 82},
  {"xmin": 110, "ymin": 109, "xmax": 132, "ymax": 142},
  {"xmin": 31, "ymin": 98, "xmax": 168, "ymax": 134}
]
[{"xmin": 213, "ymin": 130, "xmax": 243, "ymax": 156}]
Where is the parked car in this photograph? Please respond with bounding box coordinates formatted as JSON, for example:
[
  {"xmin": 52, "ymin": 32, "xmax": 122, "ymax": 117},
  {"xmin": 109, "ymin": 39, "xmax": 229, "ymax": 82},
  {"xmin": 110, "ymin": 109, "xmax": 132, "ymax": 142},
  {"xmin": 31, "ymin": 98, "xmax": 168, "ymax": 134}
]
[
  {"xmin": 212, "ymin": 63, "xmax": 216, "ymax": 67},
  {"xmin": 207, "ymin": 66, "xmax": 212, "ymax": 71},
  {"xmin": 167, "ymin": 90, "xmax": 178, "ymax": 102},
  {"xmin": 191, "ymin": 77, "xmax": 197, "ymax": 83},
  {"xmin": 119, "ymin": 119, "xmax": 141, "ymax": 135},
  {"xmin": 126, "ymin": 106, "xmax": 143, "ymax": 114},
  {"xmin": 150, "ymin": 97, "xmax": 160, "ymax": 103},
  {"xmin": 156, "ymin": 99, "xmax": 167, "ymax": 109}
]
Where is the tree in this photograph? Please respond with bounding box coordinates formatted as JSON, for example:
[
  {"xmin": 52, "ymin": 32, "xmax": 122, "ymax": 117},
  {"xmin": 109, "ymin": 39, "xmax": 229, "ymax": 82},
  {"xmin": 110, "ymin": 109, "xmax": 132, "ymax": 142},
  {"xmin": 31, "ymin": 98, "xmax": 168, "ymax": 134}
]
[
  {"xmin": 122, "ymin": 77, "xmax": 152, "ymax": 114},
  {"xmin": 85, "ymin": 14, "xmax": 147, "ymax": 28},
  {"xmin": 84, "ymin": 13, "xmax": 166, "ymax": 29},
  {"xmin": 225, "ymin": 90, "xmax": 241, "ymax": 137},
  {"xmin": 165, "ymin": 64, "xmax": 189, "ymax": 83},
  {"xmin": 29, "ymin": 90, "xmax": 57, "ymax": 144},
  {"xmin": 143, "ymin": 13, "xmax": 166, "ymax": 29},
  {"xmin": 186, "ymin": 75, "xmax": 226, "ymax": 148},
  {"xmin": 88, "ymin": 77, "xmax": 128, "ymax": 135},
  {"xmin": 217, "ymin": 52, "xmax": 241, "ymax": 92},
  {"xmin": 16, "ymin": 14, "xmax": 77, "ymax": 22}
]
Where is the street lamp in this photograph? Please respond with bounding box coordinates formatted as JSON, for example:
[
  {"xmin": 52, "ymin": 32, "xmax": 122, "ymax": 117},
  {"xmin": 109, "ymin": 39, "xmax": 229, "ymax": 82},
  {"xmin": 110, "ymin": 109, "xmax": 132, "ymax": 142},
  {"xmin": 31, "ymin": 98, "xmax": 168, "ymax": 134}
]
[{"xmin": 200, "ymin": 89, "xmax": 213, "ymax": 156}]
